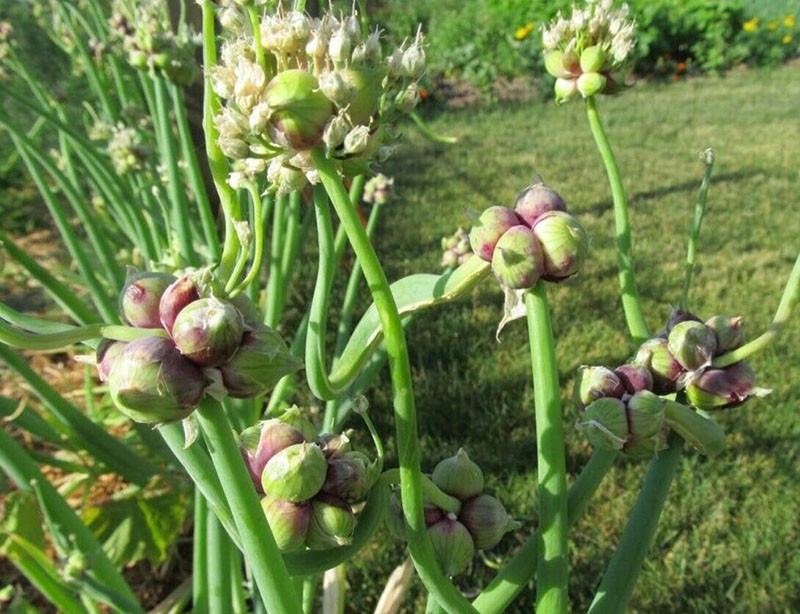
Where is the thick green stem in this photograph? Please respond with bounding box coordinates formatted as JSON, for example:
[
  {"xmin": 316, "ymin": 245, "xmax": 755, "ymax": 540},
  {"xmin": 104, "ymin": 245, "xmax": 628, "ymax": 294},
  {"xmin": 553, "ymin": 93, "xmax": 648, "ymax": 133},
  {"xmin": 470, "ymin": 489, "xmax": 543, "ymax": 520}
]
[
  {"xmin": 311, "ymin": 148, "xmax": 476, "ymax": 613},
  {"xmin": 588, "ymin": 434, "xmax": 684, "ymax": 614},
  {"xmin": 196, "ymin": 401, "xmax": 300, "ymax": 613},
  {"xmin": 473, "ymin": 450, "xmax": 618, "ymax": 613},
  {"xmin": 585, "ymin": 97, "xmax": 649, "ymax": 343},
  {"xmin": 207, "ymin": 514, "xmax": 233, "ymax": 613},
  {"xmin": 713, "ymin": 250, "xmax": 800, "ymax": 367},
  {"xmin": 525, "ymin": 285, "xmax": 569, "ymax": 613}
]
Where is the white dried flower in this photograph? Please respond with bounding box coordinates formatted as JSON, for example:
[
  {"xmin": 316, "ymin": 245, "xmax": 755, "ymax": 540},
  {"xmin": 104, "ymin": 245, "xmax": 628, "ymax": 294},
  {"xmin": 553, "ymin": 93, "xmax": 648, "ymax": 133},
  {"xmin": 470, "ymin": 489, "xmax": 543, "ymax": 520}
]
[{"xmin": 343, "ymin": 125, "xmax": 371, "ymax": 155}]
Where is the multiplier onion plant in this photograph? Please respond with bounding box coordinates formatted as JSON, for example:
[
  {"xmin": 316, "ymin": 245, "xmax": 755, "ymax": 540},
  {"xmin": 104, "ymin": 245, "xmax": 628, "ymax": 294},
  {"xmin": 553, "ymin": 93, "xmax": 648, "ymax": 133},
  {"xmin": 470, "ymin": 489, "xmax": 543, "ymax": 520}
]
[{"xmin": 0, "ymin": 0, "xmax": 798, "ymax": 612}]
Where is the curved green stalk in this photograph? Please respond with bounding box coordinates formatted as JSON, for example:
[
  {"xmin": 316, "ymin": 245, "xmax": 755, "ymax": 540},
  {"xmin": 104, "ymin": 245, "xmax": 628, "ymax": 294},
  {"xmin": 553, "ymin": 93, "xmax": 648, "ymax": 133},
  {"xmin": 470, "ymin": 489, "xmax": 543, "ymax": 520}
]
[
  {"xmin": 588, "ymin": 434, "xmax": 684, "ymax": 614},
  {"xmin": 264, "ymin": 194, "xmax": 288, "ymax": 327},
  {"xmin": 472, "ymin": 449, "xmax": 618, "ymax": 613},
  {"xmin": 311, "ymin": 148, "xmax": 476, "ymax": 613},
  {"xmin": 525, "ymin": 285, "xmax": 569, "ymax": 613},
  {"xmin": 409, "ymin": 110, "xmax": 459, "ymax": 144},
  {"xmin": 679, "ymin": 150, "xmax": 715, "ymax": 310},
  {"xmin": 381, "ymin": 469, "xmax": 461, "ymax": 515},
  {"xmin": 196, "ymin": 400, "xmax": 300, "ymax": 613},
  {"xmin": 230, "ymin": 183, "xmax": 269, "ymax": 296},
  {"xmin": 0, "ymin": 319, "xmax": 166, "ymax": 350},
  {"xmin": 713, "ymin": 250, "xmax": 800, "ymax": 367},
  {"xmin": 585, "ymin": 97, "xmax": 649, "ymax": 343}
]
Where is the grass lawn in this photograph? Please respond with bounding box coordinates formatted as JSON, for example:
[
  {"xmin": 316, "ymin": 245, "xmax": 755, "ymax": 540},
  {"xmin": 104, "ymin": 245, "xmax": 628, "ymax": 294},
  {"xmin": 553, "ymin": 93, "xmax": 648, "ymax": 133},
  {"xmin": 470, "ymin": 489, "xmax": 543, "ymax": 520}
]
[{"xmin": 341, "ymin": 65, "xmax": 800, "ymax": 612}]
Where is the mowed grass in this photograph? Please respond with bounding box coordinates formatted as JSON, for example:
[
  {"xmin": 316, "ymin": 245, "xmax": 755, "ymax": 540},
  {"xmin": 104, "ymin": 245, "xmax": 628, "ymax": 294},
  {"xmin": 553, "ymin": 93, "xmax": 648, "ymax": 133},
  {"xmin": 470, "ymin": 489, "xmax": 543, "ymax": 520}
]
[{"xmin": 343, "ymin": 66, "xmax": 800, "ymax": 612}]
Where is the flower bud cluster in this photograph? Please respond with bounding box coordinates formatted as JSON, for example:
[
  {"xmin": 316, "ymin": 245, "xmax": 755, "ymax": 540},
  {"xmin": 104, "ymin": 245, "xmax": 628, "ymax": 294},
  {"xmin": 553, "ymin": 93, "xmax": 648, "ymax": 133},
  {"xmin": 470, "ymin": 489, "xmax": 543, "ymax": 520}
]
[
  {"xmin": 440, "ymin": 227, "xmax": 472, "ymax": 269},
  {"xmin": 91, "ymin": 118, "xmax": 152, "ymax": 174},
  {"xmin": 387, "ymin": 449, "xmax": 519, "ymax": 576},
  {"xmin": 362, "ymin": 173, "xmax": 395, "ymax": 205},
  {"xmin": 108, "ymin": 0, "xmax": 201, "ymax": 85},
  {"xmin": 542, "ymin": 0, "xmax": 635, "ymax": 102},
  {"xmin": 99, "ymin": 268, "xmax": 300, "ymax": 424},
  {"xmin": 0, "ymin": 22, "xmax": 13, "ymax": 81},
  {"xmin": 575, "ymin": 309, "xmax": 769, "ymax": 455},
  {"xmin": 239, "ymin": 411, "xmax": 379, "ymax": 552},
  {"xmin": 470, "ymin": 180, "xmax": 588, "ymax": 289},
  {"xmin": 211, "ymin": 7, "xmax": 426, "ymax": 192}
]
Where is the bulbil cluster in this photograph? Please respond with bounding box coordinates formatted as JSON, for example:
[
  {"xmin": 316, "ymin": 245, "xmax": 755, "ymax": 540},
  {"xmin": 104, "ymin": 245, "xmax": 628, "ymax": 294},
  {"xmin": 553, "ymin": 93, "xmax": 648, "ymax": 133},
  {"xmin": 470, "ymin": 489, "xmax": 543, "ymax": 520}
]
[
  {"xmin": 440, "ymin": 227, "xmax": 472, "ymax": 269},
  {"xmin": 210, "ymin": 7, "xmax": 426, "ymax": 192},
  {"xmin": 99, "ymin": 269, "xmax": 301, "ymax": 424},
  {"xmin": 575, "ymin": 310, "xmax": 768, "ymax": 455},
  {"xmin": 469, "ymin": 181, "xmax": 588, "ymax": 289},
  {"xmin": 239, "ymin": 409, "xmax": 379, "ymax": 551},
  {"xmin": 387, "ymin": 449, "xmax": 519, "ymax": 576},
  {"xmin": 542, "ymin": 0, "xmax": 635, "ymax": 102}
]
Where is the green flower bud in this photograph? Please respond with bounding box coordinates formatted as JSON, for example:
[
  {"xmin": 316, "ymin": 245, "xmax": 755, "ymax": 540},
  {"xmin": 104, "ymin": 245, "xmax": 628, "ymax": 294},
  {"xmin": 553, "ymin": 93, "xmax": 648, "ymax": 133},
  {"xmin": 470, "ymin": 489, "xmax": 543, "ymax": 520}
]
[
  {"xmin": 120, "ymin": 271, "xmax": 176, "ymax": 329},
  {"xmin": 432, "ymin": 448, "xmax": 484, "ymax": 501},
  {"xmin": 459, "ymin": 494, "xmax": 520, "ymax": 550},
  {"xmin": 427, "ymin": 518, "xmax": 475, "ymax": 576},
  {"xmin": 705, "ymin": 315, "xmax": 745, "ymax": 354},
  {"xmin": 339, "ymin": 68, "xmax": 382, "ymax": 124},
  {"xmin": 491, "ymin": 225, "xmax": 544, "ymax": 289},
  {"xmin": 532, "ymin": 211, "xmax": 589, "ymax": 281},
  {"xmin": 266, "ymin": 69, "xmax": 334, "ymax": 150},
  {"xmin": 513, "ymin": 182, "xmax": 567, "ymax": 227},
  {"xmin": 577, "ymin": 71, "xmax": 607, "ymax": 98},
  {"xmin": 580, "ymin": 45, "xmax": 607, "ymax": 73},
  {"xmin": 171, "ymin": 297, "xmax": 244, "ymax": 367},
  {"xmin": 261, "ymin": 442, "xmax": 327, "ymax": 503},
  {"xmin": 322, "ymin": 451, "xmax": 370, "ymax": 503},
  {"xmin": 578, "ymin": 397, "xmax": 628, "ymax": 451},
  {"xmin": 544, "ymin": 50, "xmax": 580, "ymax": 79},
  {"xmin": 685, "ymin": 361, "xmax": 768, "ymax": 410},
  {"xmin": 667, "ymin": 321, "xmax": 717, "ymax": 371},
  {"xmin": 96, "ymin": 339, "xmax": 126, "ymax": 382},
  {"xmin": 220, "ymin": 326, "xmax": 302, "ymax": 398},
  {"xmin": 159, "ymin": 274, "xmax": 200, "ymax": 334},
  {"xmin": 468, "ymin": 206, "xmax": 522, "ymax": 262},
  {"xmin": 260, "ymin": 494, "xmax": 311, "ymax": 552},
  {"xmin": 614, "ymin": 363, "xmax": 654, "ymax": 394},
  {"xmin": 108, "ymin": 337, "xmax": 206, "ymax": 424},
  {"xmin": 625, "ymin": 390, "xmax": 666, "ymax": 439},
  {"xmin": 634, "ymin": 337, "xmax": 687, "ymax": 394},
  {"xmin": 305, "ymin": 494, "xmax": 356, "ymax": 549},
  {"xmin": 240, "ymin": 419, "xmax": 306, "ymax": 492},
  {"xmin": 574, "ymin": 366, "xmax": 625, "ymax": 410},
  {"xmin": 554, "ymin": 77, "xmax": 579, "ymax": 103},
  {"xmin": 277, "ymin": 406, "xmax": 318, "ymax": 442}
]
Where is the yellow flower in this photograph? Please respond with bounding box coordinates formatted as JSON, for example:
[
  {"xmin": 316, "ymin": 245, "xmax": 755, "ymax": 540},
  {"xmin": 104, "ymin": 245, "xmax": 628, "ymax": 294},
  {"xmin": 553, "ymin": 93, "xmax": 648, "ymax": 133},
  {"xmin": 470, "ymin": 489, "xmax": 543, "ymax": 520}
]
[
  {"xmin": 743, "ymin": 18, "xmax": 759, "ymax": 32},
  {"xmin": 784, "ymin": 15, "xmax": 796, "ymax": 28},
  {"xmin": 514, "ymin": 22, "xmax": 535, "ymax": 41},
  {"xmin": 768, "ymin": 20, "xmax": 779, "ymax": 31},
  {"xmin": 782, "ymin": 34, "xmax": 793, "ymax": 44}
]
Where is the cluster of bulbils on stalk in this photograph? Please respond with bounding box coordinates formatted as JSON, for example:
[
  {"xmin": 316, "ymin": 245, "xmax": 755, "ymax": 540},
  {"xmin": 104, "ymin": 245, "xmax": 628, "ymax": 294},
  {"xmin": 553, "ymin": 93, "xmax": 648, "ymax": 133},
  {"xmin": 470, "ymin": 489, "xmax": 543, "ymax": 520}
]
[
  {"xmin": 542, "ymin": 0, "xmax": 635, "ymax": 102},
  {"xmin": 239, "ymin": 409, "xmax": 379, "ymax": 552},
  {"xmin": 387, "ymin": 450, "xmax": 520, "ymax": 576},
  {"xmin": 97, "ymin": 269, "xmax": 301, "ymax": 424},
  {"xmin": 441, "ymin": 227, "xmax": 472, "ymax": 269},
  {"xmin": 210, "ymin": 6, "xmax": 425, "ymax": 192},
  {"xmin": 470, "ymin": 181, "xmax": 589, "ymax": 289},
  {"xmin": 575, "ymin": 310, "xmax": 769, "ymax": 456},
  {"xmin": 89, "ymin": 106, "xmax": 153, "ymax": 175},
  {"xmin": 0, "ymin": 21, "xmax": 12, "ymax": 82},
  {"xmin": 107, "ymin": 0, "xmax": 201, "ymax": 85}
]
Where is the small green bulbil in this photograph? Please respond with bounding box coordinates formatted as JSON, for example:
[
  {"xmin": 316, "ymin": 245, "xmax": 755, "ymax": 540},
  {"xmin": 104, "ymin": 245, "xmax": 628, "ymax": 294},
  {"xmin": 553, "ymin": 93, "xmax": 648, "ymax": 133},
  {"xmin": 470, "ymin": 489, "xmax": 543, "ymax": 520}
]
[
  {"xmin": 686, "ymin": 361, "xmax": 766, "ymax": 410},
  {"xmin": 491, "ymin": 225, "xmax": 544, "ymax": 289},
  {"xmin": 574, "ymin": 365, "xmax": 625, "ymax": 410},
  {"xmin": 108, "ymin": 337, "xmax": 206, "ymax": 424},
  {"xmin": 261, "ymin": 442, "xmax": 327, "ymax": 503},
  {"xmin": 305, "ymin": 495, "xmax": 356, "ymax": 550},
  {"xmin": 544, "ymin": 50, "xmax": 580, "ymax": 79},
  {"xmin": 625, "ymin": 390, "xmax": 666, "ymax": 439},
  {"xmin": 432, "ymin": 448, "xmax": 484, "ymax": 501},
  {"xmin": 578, "ymin": 397, "xmax": 628, "ymax": 451},
  {"xmin": 667, "ymin": 320, "xmax": 717, "ymax": 371},
  {"xmin": 634, "ymin": 337, "xmax": 686, "ymax": 394},
  {"xmin": 580, "ymin": 45, "xmax": 607, "ymax": 73},
  {"xmin": 513, "ymin": 182, "xmax": 566, "ymax": 228},
  {"xmin": 532, "ymin": 211, "xmax": 588, "ymax": 281},
  {"xmin": 322, "ymin": 451, "xmax": 370, "ymax": 504},
  {"xmin": 339, "ymin": 67, "xmax": 383, "ymax": 124},
  {"xmin": 240, "ymin": 419, "xmax": 306, "ymax": 491},
  {"xmin": 468, "ymin": 206, "xmax": 521, "ymax": 262},
  {"xmin": 577, "ymin": 71, "xmax": 607, "ymax": 98},
  {"xmin": 171, "ymin": 297, "xmax": 244, "ymax": 367},
  {"xmin": 266, "ymin": 69, "xmax": 334, "ymax": 150},
  {"xmin": 277, "ymin": 406, "xmax": 318, "ymax": 442},
  {"xmin": 705, "ymin": 314, "xmax": 745, "ymax": 354},
  {"xmin": 159, "ymin": 273, "xmax": 201, "ymax": 334},
  {"xmin": 120, "ymin": 271, "xmax": 176, "ymax": 329},
  {"xmin": 427, "ymin": 518, "xmax": 475, "ymax": 576}
]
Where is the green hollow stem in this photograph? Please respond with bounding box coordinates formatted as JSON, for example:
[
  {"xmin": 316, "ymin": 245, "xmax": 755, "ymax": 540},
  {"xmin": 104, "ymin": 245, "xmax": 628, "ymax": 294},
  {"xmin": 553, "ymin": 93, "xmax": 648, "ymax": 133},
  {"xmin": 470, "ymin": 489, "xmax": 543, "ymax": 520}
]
[
  {"xmin": 585, "ymin": 97, "xmax": 649, "ymax": 344},
  {"xmin": 264, "ymin": 194, "xmax": 288, "ymax": 328},
  {"xmin": 0, "ymin": 319, "xmax": 167, "ymax": 350},
  {"xmin": 713, "ymin": 250, "xmax": 800, "ymax": 367},
  {"xmin": 193, "ymin": 495, "xmax": 210, "ymax": 614},
  {"xmin": 230, "ymin": 183, "xmax": 269, "ymax": 296},
  {"xmin": 311, "ymin": 148, "xmax": 476, "ymax": 613},
  {"xmin": 472, "ymin": 449, "xmax": 618, "ymax": 613},
  {"xmin": 588, "ymin": 434, "xmax": 684, "ymax": 614},
  {"xmin": 207, "ymin": 514, "xmax": 233, "ymax": 614},
  {"xmin": 195, "ymin": 400, "xmax": 300, "ymax": 613},
  {"xmin": 525, "ymin": 285, "xmax": 569, "ymax": 613},
  {"xmin": 381, "ymin": 469, "xmax": 461, "ymax": 515},
  {"xmin": 679, "ymin": 150, "xmax": 715, "ymax": 310}
]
